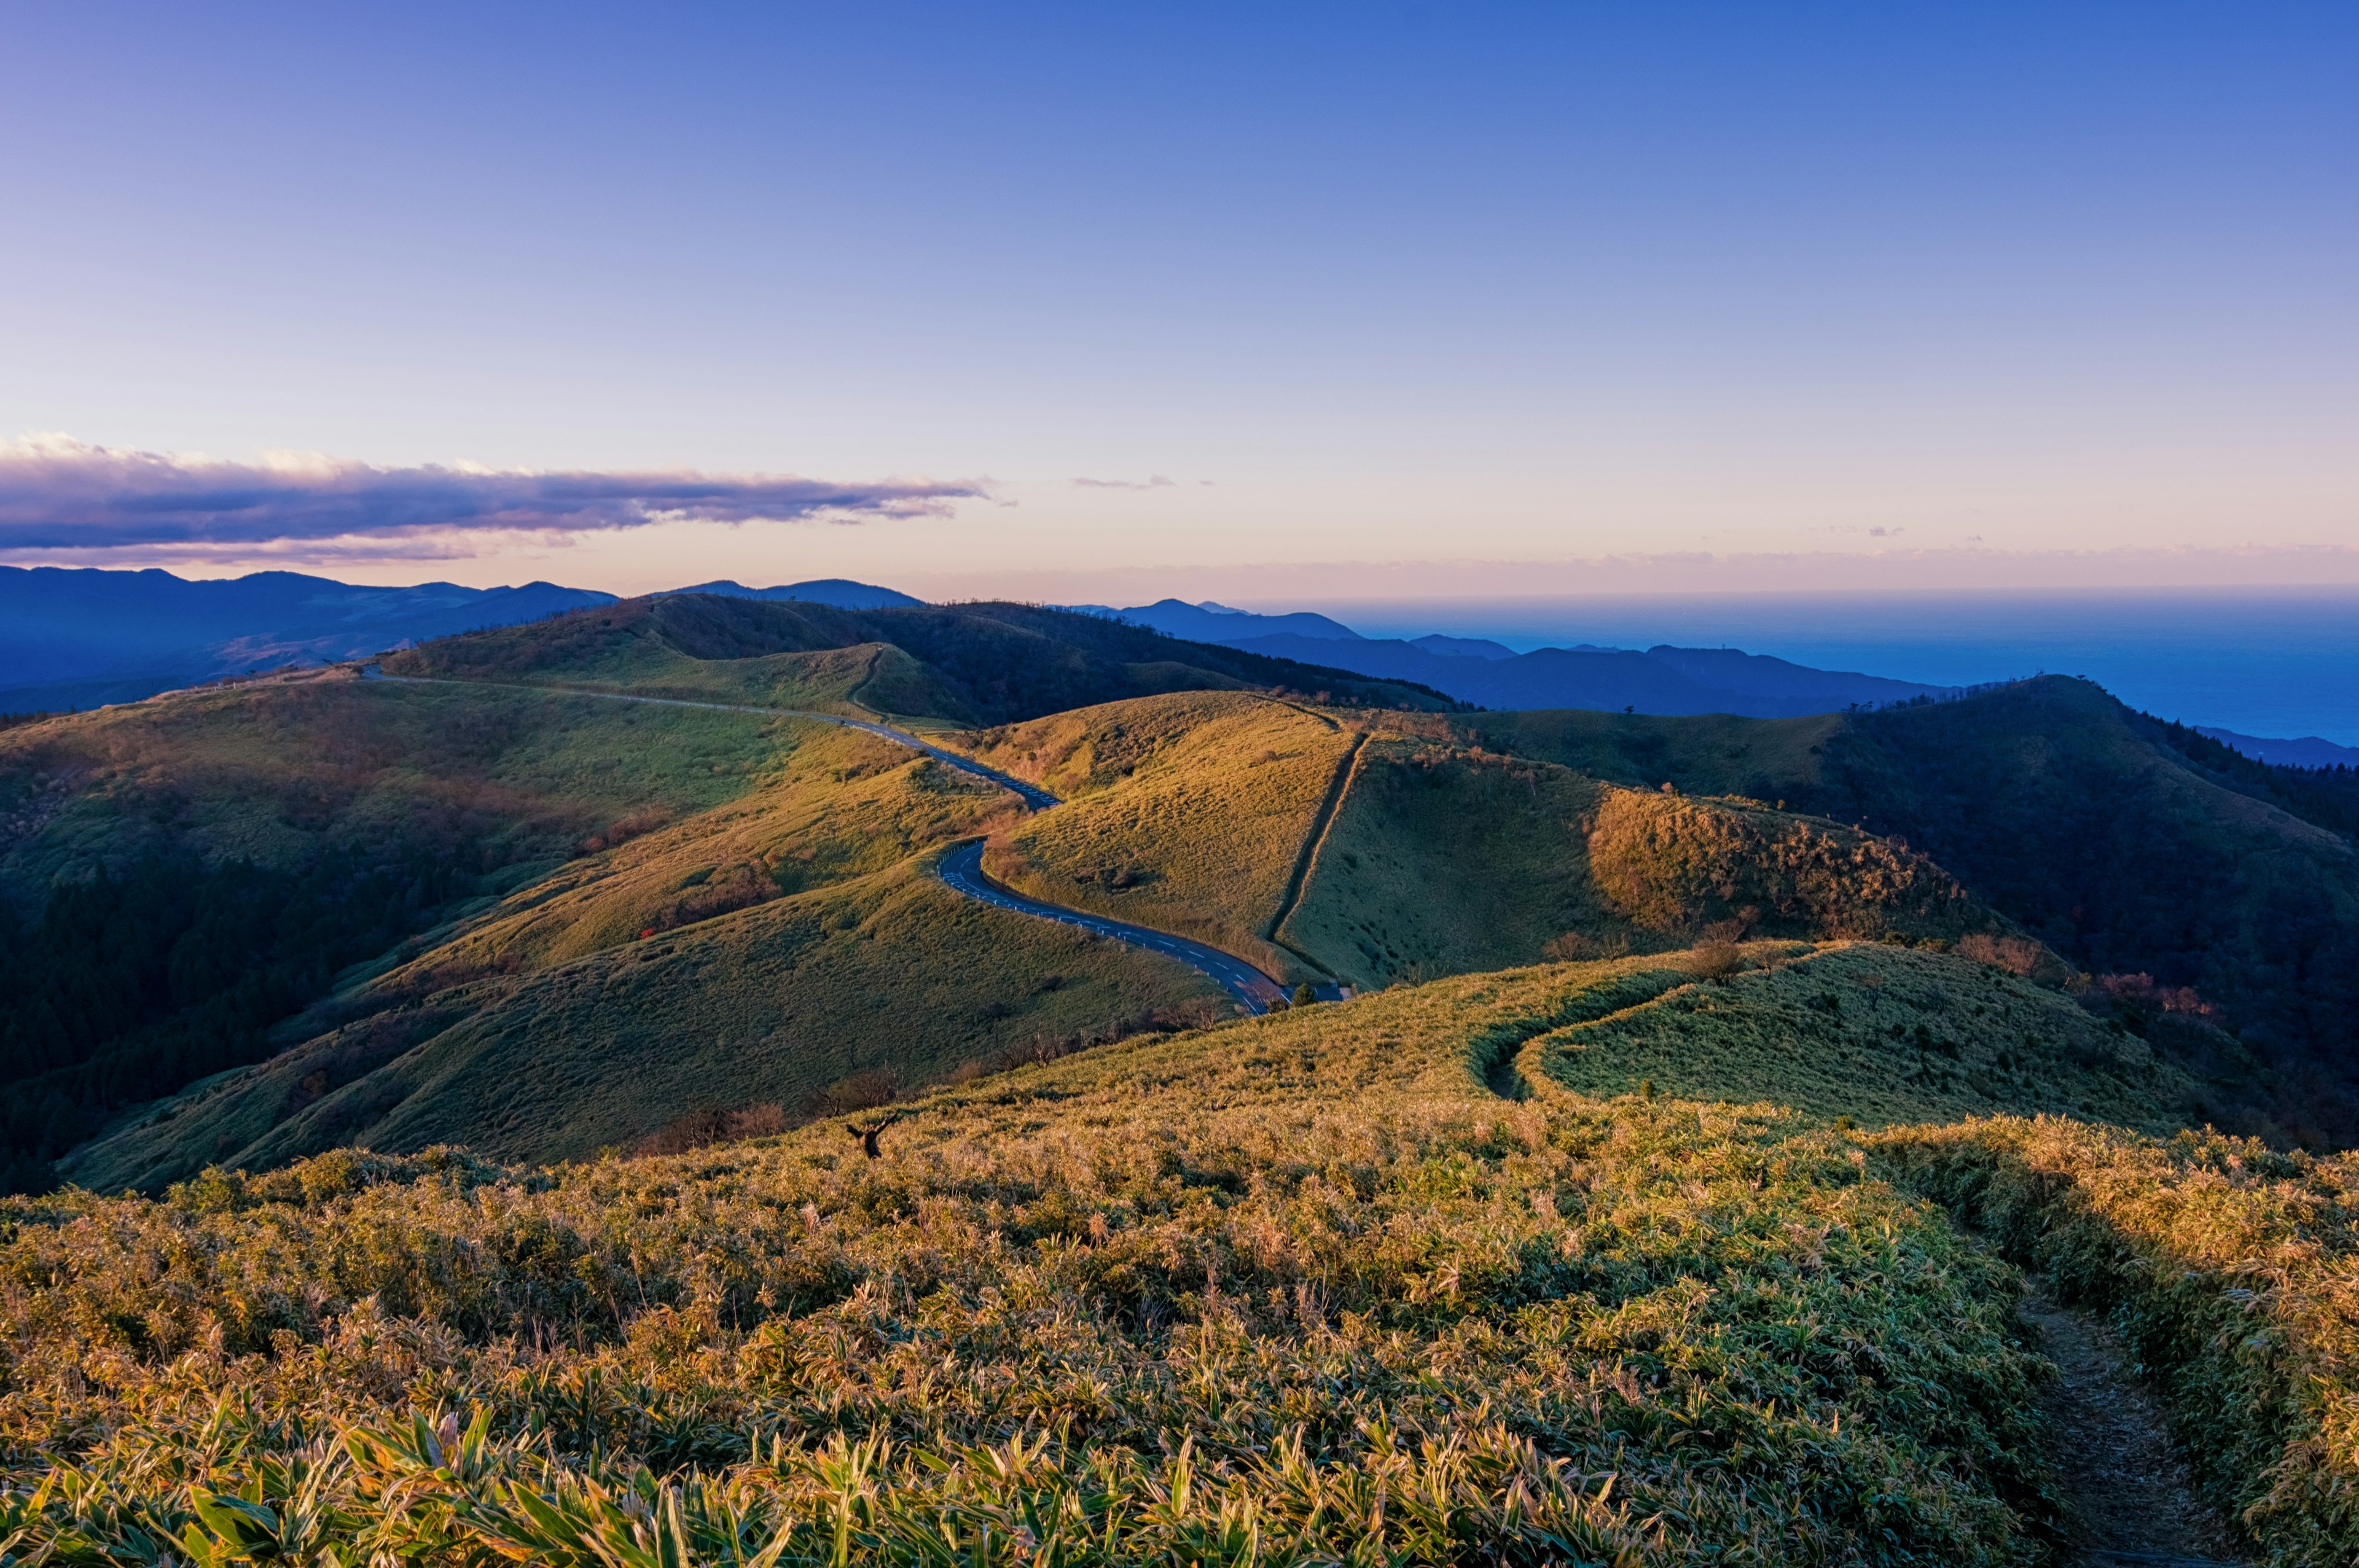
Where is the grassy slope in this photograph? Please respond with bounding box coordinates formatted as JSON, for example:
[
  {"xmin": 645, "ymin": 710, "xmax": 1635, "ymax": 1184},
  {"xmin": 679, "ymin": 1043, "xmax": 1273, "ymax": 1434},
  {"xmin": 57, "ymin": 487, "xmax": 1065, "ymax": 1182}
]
[
  {"xmin": 64, "ymin": 850, "xmax": 1230, "ymax": 1190},
  {"xmin": 362, "ymin": 720, "xmax": 1023, "ymax": 975},
  {"xmin": 4, "ymin": 942, "xmax": 2199, "ymax": 1566},
  {"xmin": 968, "ymin": 696, "xmax": 2021, "ymax": 993},
  {"xmin": 965, "ymin": 692, "xmax": 1359, "ymax": 981},
  {"xmin": 1518, "ymin": 942, "xmax": 2190, "ymax": 1131},
  {"xmin": 0, "ymin": 667, "xmax": 786, "ymax": 895},
  {"xmin": 18, "ymin": 590, "xmax": 1452, "ymax": 1188},
  {"xmin": 1476, "ymin": 678, "xmax": 2359, "ymax": 1143}
]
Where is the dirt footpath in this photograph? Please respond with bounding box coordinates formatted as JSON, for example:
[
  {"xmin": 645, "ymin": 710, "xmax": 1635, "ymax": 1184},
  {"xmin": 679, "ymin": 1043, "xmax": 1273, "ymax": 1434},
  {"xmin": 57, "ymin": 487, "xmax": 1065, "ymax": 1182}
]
[{"xmin": 2018, "ymin": 1275, "xmax": 2245, "ymax": 1567}]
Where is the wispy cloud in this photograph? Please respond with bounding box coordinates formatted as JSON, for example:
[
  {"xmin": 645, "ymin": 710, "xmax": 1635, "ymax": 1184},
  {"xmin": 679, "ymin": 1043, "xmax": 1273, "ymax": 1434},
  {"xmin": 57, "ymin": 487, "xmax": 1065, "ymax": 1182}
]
[
  {"xmin": 1071, "ymin": 474, "xmax": 1176, "ymax": 490},
  {"xmin": 0, "ymin": 435, "xmax": 984, "ymax": 550}
]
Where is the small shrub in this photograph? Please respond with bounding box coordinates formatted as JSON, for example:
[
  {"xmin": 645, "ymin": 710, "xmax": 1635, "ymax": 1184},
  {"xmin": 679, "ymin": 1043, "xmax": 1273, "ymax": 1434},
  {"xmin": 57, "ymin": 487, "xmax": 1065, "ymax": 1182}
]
[{"xmin": 1688, "ymin": 941, "xmax": 1745, "ymax": 981}]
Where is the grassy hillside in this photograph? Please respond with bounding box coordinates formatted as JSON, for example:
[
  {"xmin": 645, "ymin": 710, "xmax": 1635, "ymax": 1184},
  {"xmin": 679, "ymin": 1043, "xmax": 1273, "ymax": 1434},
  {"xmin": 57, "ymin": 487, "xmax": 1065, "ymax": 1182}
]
[
  {"xmin": 1477, "ymin": 678, "xmax": 2359, "ymax": 1144},
  {"xmin": 964, "ymin": 692, "xmax": 1361, "ymax": 981},
  {"xmin": 63, "ymin": 850, "xmax": 1230, "ymax": 1193},
  {"xmin": 29, "ymin": 948, "xmax": 2353, "ymax": 1563},
  {"xmin": 968, "ymin": 696, "xmax": 2024, "ymax": 992},
  {"xmin": 0, "ymin": 668, "xmax": 807, "ymax": 1190},
  {"xmin": 1516, "ymin": 941, "xmax": 2188, "ymax": 1130},
  {"xmin": 383, "ymin": 593, "xmax": 1457, "ymax": 724},
  {"xmin": 2, "ymin": 940, "xmax": 2230, "ymax": 1567},
  {"xmin": 5, "ymin": 591, "xmax": 1452, "ymax": 1192}
]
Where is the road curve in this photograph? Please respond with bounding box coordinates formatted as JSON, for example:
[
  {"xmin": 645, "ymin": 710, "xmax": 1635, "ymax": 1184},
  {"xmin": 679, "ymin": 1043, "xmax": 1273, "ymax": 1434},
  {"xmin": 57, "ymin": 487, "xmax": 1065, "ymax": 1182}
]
[
  {"xmin": 939, "ymin": 841, "xmax": 1288, "ymax": 1014},
  {"xmin": 360, "ymin": 667, "xmax": 1295, "ymax": 1006}
]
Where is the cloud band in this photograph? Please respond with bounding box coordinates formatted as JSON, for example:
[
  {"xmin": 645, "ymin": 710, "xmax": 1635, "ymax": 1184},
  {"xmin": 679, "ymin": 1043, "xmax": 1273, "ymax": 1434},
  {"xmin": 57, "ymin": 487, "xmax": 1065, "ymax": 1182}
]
[{"xmin": 0, "ymin": 436, "xmax": 982, "ymax": 549}]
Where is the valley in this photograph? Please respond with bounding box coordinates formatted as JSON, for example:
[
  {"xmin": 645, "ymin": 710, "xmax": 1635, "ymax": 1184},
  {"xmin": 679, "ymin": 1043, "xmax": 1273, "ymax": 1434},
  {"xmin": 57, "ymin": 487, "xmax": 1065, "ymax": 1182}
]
[{"xmin": 4, "ymin": 591, "xmax": 2358, "ymax": 1563}]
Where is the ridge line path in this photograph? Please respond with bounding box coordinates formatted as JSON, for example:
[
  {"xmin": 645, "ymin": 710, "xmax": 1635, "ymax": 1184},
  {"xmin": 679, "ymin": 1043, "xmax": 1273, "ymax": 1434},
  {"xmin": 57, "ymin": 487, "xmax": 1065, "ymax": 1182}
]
[{"xmin": 361, "ymin": 670, "xmax": 1293, "ymax": 1010}]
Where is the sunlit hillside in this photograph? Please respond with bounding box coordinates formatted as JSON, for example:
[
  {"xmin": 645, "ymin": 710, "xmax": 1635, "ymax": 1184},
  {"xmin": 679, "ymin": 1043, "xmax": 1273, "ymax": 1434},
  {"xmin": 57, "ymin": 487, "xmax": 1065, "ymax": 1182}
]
[
  {"xmin": 17, "ymin": 942, "xmax": 2357, "ymax": 1565},
  {"xmin": 966, "ymin": 694, "xmax": 2024, "ymax": 992}
]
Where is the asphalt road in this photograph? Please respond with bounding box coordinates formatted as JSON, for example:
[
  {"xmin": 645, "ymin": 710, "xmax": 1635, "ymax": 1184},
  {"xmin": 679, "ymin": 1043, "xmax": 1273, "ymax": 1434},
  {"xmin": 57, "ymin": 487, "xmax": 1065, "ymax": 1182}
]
[
  {"xmin": 938, "ymin": 841, "xmax": 1289, "ymax": 1013},
  {"xmin": 360, "ymin": 667, "xmax": 1293, "ymax": 1007}
]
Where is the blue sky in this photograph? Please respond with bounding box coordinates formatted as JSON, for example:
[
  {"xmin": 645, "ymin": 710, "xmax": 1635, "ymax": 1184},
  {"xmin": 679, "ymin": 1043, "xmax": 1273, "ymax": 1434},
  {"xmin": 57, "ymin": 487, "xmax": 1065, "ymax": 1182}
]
[{"xmin": 1, "ymin": 2, "xmax": 2352, "ymax": 599}]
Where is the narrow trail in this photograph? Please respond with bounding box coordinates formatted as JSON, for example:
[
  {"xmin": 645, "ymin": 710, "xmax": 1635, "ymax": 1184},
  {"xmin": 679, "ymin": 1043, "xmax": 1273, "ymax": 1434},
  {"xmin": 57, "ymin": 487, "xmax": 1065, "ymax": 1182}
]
[
  {"xmin": 2018, "ymin": 1276, "xmax": 2245, "ymax": 1568},
  {"xmin": 361, "ymin": 669, "xmax": 1288, "ymax": 1008},
  {"xmin": 1262, "ymin": 731, "xmax": 1369, "ymax": 973}
]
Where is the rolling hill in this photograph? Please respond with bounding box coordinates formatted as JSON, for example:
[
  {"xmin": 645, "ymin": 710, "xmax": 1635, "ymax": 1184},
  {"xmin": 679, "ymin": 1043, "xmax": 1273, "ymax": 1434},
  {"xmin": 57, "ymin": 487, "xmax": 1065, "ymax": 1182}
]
[
  {"xmin": 15, "ymin": 601, "xmax": 2359, "ymax": 1562},
  {"xmin": 1469, "ymin": 678, "xmax": 2359, "ymax": 1141},
  {"xmin": 2, "ymin": 598, "xmax": 1450, "ymax": 1193},
  {"xmin": 381, "ymin": 593, "xmax": 1460, "ymax": 724}
]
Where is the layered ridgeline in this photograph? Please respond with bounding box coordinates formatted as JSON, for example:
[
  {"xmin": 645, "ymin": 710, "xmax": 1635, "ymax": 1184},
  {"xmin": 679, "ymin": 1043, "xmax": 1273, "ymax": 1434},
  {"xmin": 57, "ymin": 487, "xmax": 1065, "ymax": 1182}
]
[
  {"xmin": 1, "ymin": 596, "xmax": 1449, "ymax": 1193},
  {"xmin": 10, "ymin": 944, "xmax": 2359, "ymax": 1564}
]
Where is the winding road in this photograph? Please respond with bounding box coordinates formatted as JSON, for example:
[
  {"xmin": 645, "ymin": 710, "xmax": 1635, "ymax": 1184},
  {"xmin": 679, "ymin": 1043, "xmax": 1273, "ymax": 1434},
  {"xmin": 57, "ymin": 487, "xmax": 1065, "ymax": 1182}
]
[
  {"xmin": 937, "ymin": 841, "xmax": 1289, "ymax": 1012},
  {"xmin": 361, "ymin": 668, "xmax": 1292, "ymax": 1010}
]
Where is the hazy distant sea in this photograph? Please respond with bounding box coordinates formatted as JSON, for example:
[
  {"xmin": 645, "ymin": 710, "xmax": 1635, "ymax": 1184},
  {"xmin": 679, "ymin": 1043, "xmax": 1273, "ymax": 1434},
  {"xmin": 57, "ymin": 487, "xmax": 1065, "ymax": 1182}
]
[{"xmin": 1300, "ymin": 590, "xmax": 2359, "ymax": 747}]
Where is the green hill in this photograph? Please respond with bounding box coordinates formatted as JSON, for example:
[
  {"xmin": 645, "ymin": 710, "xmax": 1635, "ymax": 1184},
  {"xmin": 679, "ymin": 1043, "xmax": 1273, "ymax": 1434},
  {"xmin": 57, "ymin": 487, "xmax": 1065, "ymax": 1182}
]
[
  {"xmin": 0, "ymin": 667, "xmax": 813, "ymax": 1191},
  {"xmin": 0, "ymin": 602, "xmax": 1453, "ymax": 1194}
]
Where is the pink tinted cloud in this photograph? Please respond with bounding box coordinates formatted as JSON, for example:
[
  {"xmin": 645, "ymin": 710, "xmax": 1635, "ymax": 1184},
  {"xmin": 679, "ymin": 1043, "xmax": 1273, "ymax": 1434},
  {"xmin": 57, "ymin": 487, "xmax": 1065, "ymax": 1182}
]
[{"xmin": 0, "ymin": 436, "xmax": 984, "ymax": 550}]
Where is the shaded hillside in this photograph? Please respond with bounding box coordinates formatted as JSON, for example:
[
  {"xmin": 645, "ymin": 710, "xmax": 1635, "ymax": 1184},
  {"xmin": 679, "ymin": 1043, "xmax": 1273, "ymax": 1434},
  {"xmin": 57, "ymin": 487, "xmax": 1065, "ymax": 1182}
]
[
  {"xmin": 1473, "ymin": 679, "xmax": 2359, "ymax": 1141},
  {"xmin": 0, "ymin": 668, "xmax": 809, "ymax": 1192},
  {"xmin": 383, "ymin": 593, "xmax": 1458, "ymax": 724},
  {"xmin": 3, "ymin": 943, "xmax": 2261, "ymax": 1566},
  {"xmin": 64, "ymin": 852, "xmax": 1226, "ymax": 1192},
  {"xmin": 1804, "ymin": 681, "xmax": 2359, "ymax": 1076}
]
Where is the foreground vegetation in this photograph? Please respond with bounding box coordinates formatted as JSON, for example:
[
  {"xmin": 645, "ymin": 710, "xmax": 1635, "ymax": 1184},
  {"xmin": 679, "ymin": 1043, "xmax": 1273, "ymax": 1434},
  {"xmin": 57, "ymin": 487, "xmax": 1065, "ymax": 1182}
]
[
  {"xmin": 1879, "ymin": 1117, "xmax": 2359, "ymax": 1566},
  {"xmin": 9, "ymin": 950, "xmax": 2089, "ymax": 1566}
]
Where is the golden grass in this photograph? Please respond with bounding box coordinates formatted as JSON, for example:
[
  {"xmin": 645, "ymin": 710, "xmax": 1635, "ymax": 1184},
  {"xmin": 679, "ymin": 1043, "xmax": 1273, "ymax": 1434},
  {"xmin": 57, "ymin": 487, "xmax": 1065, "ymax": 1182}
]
[
  {"xmin": 61, "ymin": 851, "xmax": 1232, "ymax": 1192},
  {"xmin": 964, "ymin": 692, "xmax": 1359, "ymax": 981},
  {"xmin": 2, "ymin": 950, "xmax": 2095, "ymax": 1565},
  {"xmin": 1879, "ymin": 1116, "xmax": 2359, "ymax": 1566}
]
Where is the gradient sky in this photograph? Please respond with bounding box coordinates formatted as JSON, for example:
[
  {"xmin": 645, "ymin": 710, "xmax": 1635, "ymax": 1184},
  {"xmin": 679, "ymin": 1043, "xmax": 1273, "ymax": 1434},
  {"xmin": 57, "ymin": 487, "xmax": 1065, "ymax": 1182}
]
[{"xmin": 2, "ymin": 2, "xmax": 2352, "ymax": 599}]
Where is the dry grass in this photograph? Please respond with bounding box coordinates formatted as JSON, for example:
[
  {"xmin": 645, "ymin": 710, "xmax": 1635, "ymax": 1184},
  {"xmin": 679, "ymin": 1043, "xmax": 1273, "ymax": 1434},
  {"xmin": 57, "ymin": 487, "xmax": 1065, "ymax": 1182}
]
[
  {"xmin": 965, "ymin": 692, "xmax": 1359, "ymax": 980},
  {"xmin": 1, "ymin": 953, "xmax": 2086, "ymax": 1566},
  {"xmin": 1878, "ymin": 1115, "xmax": 2359, "ymax": 1566}
]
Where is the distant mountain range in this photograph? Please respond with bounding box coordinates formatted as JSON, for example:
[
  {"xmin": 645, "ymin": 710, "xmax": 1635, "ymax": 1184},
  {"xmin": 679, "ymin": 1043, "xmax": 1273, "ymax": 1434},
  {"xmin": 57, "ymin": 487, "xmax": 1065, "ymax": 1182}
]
[
  {"xmin": 12, "ymin": 574, "xmax": 2352, "ymax": 753},
  {"xmin": 0, "ymin": 568, "xmax": 920, "ymax": 712},
  {"xmin": 1077, "ymin": 598, "xmax": 1960, "ymax": 717},
  {"xmin": 2197, "ymin": 727, "xmax": 2359, "ymax": 770}
]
